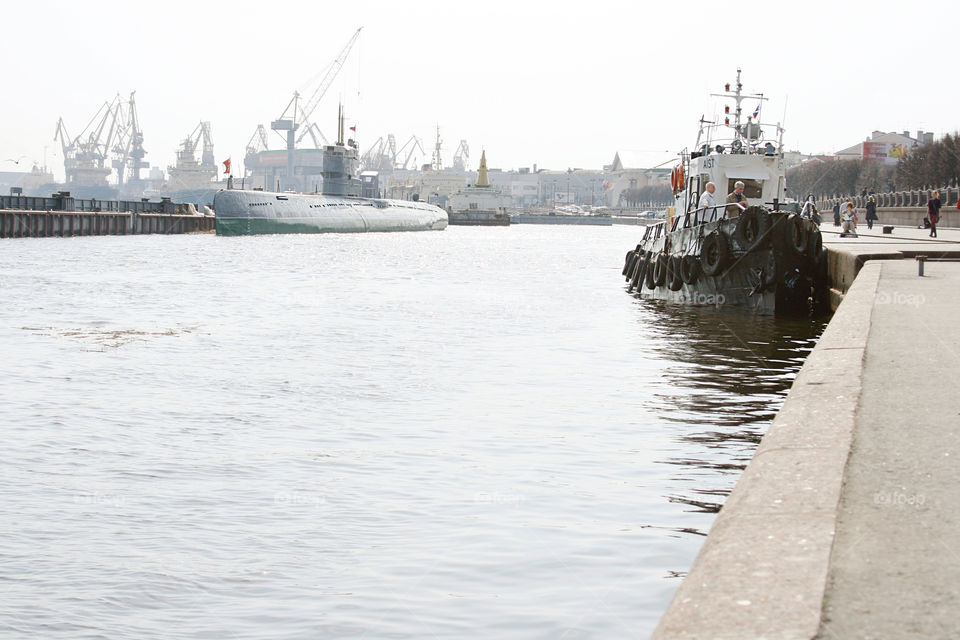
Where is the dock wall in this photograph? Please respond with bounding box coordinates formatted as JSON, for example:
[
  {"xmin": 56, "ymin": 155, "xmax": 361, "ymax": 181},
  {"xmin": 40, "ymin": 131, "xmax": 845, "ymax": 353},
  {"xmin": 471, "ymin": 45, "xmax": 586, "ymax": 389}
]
[
  {"xmin": 651, "ymin": 262, "xmax": 881, "ymax": 639},
  {"xmin": 0, "ymin": 210, "xmax": 214, "ymax": 238}
]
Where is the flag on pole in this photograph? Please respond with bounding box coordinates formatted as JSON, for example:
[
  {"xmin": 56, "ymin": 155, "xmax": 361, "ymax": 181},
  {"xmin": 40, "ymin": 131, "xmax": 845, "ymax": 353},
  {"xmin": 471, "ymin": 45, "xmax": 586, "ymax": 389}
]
[
  {"xmin": 752, "ymin": 105, "xmax": 760, "ymax": 119},
  {"xmin": 223, "ymin": 158, "xmax": 231, "ymax": 174},
  {"xmin": 349, "ymin": 126, "xmax": 357, "ymax": 132}
]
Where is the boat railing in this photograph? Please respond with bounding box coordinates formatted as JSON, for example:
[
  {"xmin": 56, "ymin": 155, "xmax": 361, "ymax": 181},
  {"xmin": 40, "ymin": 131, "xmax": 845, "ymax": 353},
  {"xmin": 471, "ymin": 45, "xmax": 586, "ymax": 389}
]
[{"xmin": 674, "ymin": 202, "xmax": 746, "ymax": 229}]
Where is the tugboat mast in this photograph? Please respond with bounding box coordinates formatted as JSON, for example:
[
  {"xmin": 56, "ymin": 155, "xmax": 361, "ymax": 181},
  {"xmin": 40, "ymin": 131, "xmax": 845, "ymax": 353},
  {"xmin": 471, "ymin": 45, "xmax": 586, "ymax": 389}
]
[{"xmin": 711, "ymin": 67, "xmax": 767, "ymax": 153}]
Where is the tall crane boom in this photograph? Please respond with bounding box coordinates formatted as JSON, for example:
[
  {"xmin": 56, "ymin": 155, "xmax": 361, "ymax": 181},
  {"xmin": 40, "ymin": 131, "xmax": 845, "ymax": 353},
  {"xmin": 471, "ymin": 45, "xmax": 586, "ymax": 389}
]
[{"xmin": 295, "ymin": 27, "xmax": 362, "ymax": 143}]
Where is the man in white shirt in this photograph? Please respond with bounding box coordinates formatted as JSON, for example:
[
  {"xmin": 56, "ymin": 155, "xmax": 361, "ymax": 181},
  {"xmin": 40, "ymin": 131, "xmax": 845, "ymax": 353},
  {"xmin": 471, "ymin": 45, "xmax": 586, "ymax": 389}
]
[{"xmin": 697, "ymin": 182, "xmax": 716, "ymax": 210}]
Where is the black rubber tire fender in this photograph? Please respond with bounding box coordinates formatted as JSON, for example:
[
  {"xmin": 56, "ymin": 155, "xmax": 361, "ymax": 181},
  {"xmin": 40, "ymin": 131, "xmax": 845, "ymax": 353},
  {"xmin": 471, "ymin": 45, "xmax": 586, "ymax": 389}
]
[
  {"xmin": 786, "ymin": 213, "xmax": 810, "ymax": 255},
  {"xmin": 653, "ymin": 251, "xmax": 668, "ymax": 287},
  {"xmin": 629, "ymin": 255, "xmax": 646, "ymax": 291},
  {"xmin": 700, "ymin": 231, "xmax": 730, "ymax": 277},
  {"xmin": 623, "ymin": 250, "xmax": 635, "ymax": 277},
  {"xmin": 807, "ymin": 227, "xmax": 823, "ymax": 259},
  {"xmin": 644, "ymin": 251, "xmax": 656, "ymax": 289},
  {"xmin": 735, "ymin": 207, "xmax": 761, "ymax": 246},
  {"xmin": 680, "ymin": 254, "xmax": 701, "ymax": 284},
  {"xmin": 667, "ymin": 255, "xmax": 684, "ymax": 291}
]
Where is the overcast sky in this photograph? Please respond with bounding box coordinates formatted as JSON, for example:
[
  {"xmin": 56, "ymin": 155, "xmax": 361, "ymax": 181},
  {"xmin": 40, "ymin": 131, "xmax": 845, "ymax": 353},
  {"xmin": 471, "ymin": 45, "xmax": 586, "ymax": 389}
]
[{"xmin": 1, "ymin": 0, "xmax": 955, "ymax": 182}]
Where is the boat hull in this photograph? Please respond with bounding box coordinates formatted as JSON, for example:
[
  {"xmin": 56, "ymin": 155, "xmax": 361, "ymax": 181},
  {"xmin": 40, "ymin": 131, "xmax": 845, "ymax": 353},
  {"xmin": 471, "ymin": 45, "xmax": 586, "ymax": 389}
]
[
  {"xmin": 213, "ymin": 190, "xmax": 448, "ymax": 236},
  {"xmin": 623, "ymin": 209, "xmax": 827, "ymax": 315}
]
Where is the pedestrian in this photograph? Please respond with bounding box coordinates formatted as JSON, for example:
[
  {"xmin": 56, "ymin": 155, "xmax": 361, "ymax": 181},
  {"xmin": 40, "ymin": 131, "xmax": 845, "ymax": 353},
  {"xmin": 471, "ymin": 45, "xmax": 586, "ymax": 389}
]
[
  {"xmin": 800, "ymin": 194, "xmax": 820, "ymax": 224},
  {"xmin": 832, "ymin": 200, "xmax": 841, "ymax": 226},
  {"xmin": 840, "ymin": 201, "xmax": 858, "ymax": 237},
  {"xmin": 865, "ymin": 196, "xmax": 877, "ymax": 230},
  {"xmin": 928, "ymin": 190, "xmax": 941, "ymax": 238}
]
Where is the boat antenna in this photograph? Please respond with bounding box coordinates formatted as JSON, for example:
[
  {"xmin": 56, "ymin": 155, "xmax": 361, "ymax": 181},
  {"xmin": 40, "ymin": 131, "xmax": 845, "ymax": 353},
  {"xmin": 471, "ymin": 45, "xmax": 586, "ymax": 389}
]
[{"xmin": 337, "ymin": 103, "xmax": 344, "ymax": 146}]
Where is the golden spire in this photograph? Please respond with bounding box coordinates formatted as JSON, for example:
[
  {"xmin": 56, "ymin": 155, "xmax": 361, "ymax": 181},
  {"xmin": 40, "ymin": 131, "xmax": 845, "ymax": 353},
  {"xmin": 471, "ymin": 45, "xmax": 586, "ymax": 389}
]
[{"xmin": 476, "ymin": 150, "xmax": 490, "ymax": 187}]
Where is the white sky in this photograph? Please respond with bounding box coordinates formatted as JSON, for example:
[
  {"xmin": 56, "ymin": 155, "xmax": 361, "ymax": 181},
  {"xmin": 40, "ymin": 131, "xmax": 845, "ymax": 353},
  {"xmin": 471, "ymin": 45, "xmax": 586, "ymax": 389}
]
[{"xmin": 1, "ymin": 0, "xmax": 955, "ymax": 182}]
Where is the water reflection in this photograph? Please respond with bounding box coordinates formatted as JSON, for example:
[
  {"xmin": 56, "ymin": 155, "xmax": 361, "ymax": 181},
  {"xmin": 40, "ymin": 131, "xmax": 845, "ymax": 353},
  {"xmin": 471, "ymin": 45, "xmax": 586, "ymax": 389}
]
[{"xmin": 638, "ymin": 300, "xmax": 827, "ymax": 523}]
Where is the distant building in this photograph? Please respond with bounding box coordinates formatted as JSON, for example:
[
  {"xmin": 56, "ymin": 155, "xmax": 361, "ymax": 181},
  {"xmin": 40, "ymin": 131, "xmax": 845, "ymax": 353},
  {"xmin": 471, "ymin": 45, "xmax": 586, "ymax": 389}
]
[
  {"xmin": 835, "ymin": 130, "xmax": 934, "ymax": 165},
  {"xmin": 603, "ymin": 152, "xmax": 670, "ymax": 207},
  {"xmin": 448, "ymin": 150, "xmax": 512, "ymax": 213},
  {"xmin": 0, "ymin": 164, "xmax": 56, "ymax": 196}
]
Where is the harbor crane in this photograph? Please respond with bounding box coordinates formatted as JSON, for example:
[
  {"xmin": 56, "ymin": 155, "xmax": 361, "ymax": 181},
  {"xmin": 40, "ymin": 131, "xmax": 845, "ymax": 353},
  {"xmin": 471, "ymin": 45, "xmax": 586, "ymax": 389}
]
[
  {"xmin": 174, "ymin": 121, "xmax": 215, "ymax": 169},
  {"xmin": 110, "ymin": 92, "xmax": 149, "ymax": 185},
  {"xmin": 270, "ymin": 27, "xmax": 362, "ymax": 189},
  {"xmin": 360, "ymin": 134, "xmax": 397, "ymax": 173},
  {"xmin": 54, "ymin": 94, "xmax": 122, "ymax": 186},
  {"xmin": 452, "ymin": 139, "xmax": 470, "ymax": 172},
  {"xmin": 54, "ymin": 92, "xmax": 148, "ymax": 187},
  {"xmin": 395, "ymin": 135, "xmax": 426, "ymax": 170},
  {"xmin": 244, "ymin": 124, "xmax": 270, "ymax": 175}
]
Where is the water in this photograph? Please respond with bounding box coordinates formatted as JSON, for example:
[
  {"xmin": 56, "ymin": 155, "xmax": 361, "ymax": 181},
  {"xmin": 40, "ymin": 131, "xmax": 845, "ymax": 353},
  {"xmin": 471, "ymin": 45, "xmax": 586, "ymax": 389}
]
[{"xmin": 0, "ymin": 226, "xmax": 825, "ymax": 639}]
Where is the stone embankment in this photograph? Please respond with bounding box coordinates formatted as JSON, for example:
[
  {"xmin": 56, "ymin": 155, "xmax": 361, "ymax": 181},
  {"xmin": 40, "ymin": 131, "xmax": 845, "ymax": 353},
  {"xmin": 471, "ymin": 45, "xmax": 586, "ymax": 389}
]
[{"xmin": 652, "ymin": 226, "xmax": 960, "ymax": 639}]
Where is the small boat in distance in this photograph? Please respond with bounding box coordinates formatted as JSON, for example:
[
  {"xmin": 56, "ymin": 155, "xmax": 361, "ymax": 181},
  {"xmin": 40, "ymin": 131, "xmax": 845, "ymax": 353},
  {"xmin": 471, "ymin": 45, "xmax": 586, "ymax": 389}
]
[
  {"xmin": 621, "ymin": 69, "xmax": 827, "ymax": 315},
  {"xmin": 214, "ymin": 109, "xmax": 447, "ymax": 236}
]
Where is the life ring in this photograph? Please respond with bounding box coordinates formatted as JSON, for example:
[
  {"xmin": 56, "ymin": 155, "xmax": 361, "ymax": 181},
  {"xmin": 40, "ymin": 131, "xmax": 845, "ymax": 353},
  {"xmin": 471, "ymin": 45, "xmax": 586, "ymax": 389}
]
[
  {"xmin": 670, "ymin": 167, "xmax": 678, "ymax": 192},
  {"xmin": 680, "ymin": 254, "xmax": 701, "ymax": 284},
  {"xmin": 653, "ymin": 251, "xmax": 668, "ymax": 286},
  {"xmin": 676, "ymin": 165, "xmax": 685, "ymax": 188},
  {"xmin": 785, "ymin": 213, "xmax": 809, "ymax": 255},
  {"xmin": 700, "ymin": 231, "xmax": 730, "ymax": 277},
  {"xmin": 667, "ymin": 255, "xmax": 684, "ymax": 291}
]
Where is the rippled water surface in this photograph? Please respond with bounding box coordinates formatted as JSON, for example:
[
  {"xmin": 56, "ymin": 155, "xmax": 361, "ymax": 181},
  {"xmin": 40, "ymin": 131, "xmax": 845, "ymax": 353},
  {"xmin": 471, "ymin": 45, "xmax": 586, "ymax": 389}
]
[{"xmin": 0, "ymin": 226, "xmax": 825, "ymax": 638}]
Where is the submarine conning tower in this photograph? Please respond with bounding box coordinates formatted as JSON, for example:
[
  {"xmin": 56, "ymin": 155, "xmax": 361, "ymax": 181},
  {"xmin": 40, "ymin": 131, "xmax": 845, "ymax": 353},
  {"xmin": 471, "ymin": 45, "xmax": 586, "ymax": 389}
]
[
  {"xmin": 321, "ymin": 142, "xmax": 361, "ymax": 196},
  {"xmin": 321, "ymin": 104, "xmax": 362, "ymax": 197}
]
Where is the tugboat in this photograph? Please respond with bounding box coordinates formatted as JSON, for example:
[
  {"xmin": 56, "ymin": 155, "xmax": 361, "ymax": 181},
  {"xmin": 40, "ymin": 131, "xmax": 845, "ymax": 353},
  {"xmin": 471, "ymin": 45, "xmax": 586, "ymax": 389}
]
[{"xmin": 621, "ymin": 70, "xmax": 826, "ymax": 315}]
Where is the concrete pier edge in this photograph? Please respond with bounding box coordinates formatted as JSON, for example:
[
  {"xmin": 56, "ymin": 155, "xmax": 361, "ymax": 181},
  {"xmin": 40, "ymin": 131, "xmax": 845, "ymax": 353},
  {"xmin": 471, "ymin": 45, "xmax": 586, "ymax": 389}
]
[{"xmin": 651, "ymin": 263, "xmax": 884, "ymax": 639}]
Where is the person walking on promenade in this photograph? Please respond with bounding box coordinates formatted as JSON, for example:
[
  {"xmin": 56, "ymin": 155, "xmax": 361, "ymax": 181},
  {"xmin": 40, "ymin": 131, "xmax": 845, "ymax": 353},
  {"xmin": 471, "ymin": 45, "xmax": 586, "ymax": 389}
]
[
  {"xmin": 801, "ymin": 195, "xmax": 821, "ymax": 224},
  {"xmin": 865, "ymin": 196, "xmax": 878, "ymax": 230},
  {"xmin": 928, "ymin": 190, "xmax": 941, "ymax": 237},
  {"xmin": 833, "ymin": 200, "xmax": 841, "ymax": 226},
  {"xmin": 840, "ymin": 201, "xmax": 858, "ymax": 237}
]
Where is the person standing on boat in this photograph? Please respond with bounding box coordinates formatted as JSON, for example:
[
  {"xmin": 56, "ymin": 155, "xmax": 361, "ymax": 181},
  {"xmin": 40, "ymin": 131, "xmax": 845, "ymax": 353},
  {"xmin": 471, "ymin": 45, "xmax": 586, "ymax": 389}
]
[
  {"xmin": 833, "ymin": 200, "xmax": 841, "ymax": 226},
  {"xmin": 725, "ymin": 181, "xmax": 747, "ymax": 218},
  {"xmin": 698, "ymin": 182, "xmax": 717, "ymax": 211},
  {"xmin": 865, "ymin": 196, "xmax": 878, "ymax": 230},
  {"xmin": 928, "ymin": 190, "xmax": 941, "ymax": 238}
]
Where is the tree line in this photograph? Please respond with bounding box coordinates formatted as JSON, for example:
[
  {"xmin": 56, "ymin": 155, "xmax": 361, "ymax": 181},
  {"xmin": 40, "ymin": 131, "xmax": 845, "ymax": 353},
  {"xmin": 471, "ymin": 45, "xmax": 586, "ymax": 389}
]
[{"xmin": 786, "ymin": 133, "xmax": 960, "ymax": 198}]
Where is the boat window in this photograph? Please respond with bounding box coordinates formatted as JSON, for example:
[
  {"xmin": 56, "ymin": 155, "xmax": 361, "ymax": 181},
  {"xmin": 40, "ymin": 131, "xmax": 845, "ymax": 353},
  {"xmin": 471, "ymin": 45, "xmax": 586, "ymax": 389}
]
[
  {"xmin": 276, "ymin": 195, "xmax": 289, "ymax": 200},
  {"xmin": 726, "ymin": 178, "xmax": 763, "ymax": 199}
]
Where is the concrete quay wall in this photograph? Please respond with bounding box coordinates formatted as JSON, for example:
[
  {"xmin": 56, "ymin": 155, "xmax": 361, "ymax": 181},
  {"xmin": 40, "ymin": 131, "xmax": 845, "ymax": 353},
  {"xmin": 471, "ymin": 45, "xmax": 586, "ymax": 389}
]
[
  {"xmin": 653, "ymin": 234, "xmax": 960, "ymax": 638},
  {"xmin": 652, "ymin": 262, "xmax": 880, "ymax": 640}
]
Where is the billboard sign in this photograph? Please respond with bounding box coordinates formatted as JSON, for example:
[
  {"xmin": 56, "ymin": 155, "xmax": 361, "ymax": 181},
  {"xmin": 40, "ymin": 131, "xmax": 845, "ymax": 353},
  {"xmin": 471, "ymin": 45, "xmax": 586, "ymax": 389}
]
[{"xmin": 863, "ymin": 142, "xmax": 909, "ymax": 165}]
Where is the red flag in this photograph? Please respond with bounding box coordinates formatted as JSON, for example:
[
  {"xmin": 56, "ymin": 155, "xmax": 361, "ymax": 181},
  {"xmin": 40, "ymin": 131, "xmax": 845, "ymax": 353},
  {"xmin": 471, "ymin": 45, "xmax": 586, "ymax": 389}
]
[
  {"xmin": 223, "ymin": 158, "xmax": 232, "ymax": 174},
  {"xmin": 349, "ymin": 126, "xmax": 356, "ymax": 132}
]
